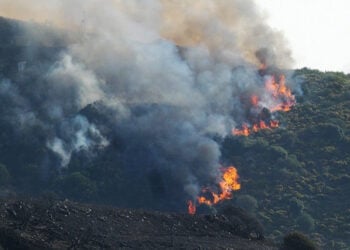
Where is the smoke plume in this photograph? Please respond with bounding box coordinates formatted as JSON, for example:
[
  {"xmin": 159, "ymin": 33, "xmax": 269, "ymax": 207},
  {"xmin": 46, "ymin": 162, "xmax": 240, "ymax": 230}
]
[{"xmin": 0, "ymin": 0, "xmax": 295, "ymax": 209}]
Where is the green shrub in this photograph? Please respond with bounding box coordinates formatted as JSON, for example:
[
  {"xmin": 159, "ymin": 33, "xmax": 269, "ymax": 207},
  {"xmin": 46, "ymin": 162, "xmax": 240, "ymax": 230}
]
[
  {"xmin": 274, "ymin": 155, "xmax": 302, "ymax": 171},
  {"xmin": 297, "ymin": 213, "xmax": 315, "ymax": 232},
  {"xmin": 56, "ymin": 172, "xmax": 97, "ymax": 200},
  {"xmin": 289, "ymin": 198, "xmax": 304, "ymax": 216},
  {"xmin": 282, "ymin": 231, "xmax": 318, "ymax": 250},
  {"xmin": 269, "ymin": 145, "xmax": 288, "ymax": 159},
  {"xmin": 235, "ymin": 195, "xmax": 258, "ymax": 213},
  {"xmin": 285, "ymin": 155, "xmax": 303, "ymax": 169},
  {"xmin": 299, "ymin": 123, "xmax": 344, "ymax": 142}
]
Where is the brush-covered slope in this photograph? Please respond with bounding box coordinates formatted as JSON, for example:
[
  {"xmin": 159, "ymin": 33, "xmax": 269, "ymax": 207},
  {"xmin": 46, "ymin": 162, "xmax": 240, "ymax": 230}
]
[
  {"xmin": 222, "ymin": 68, "xmax": 350, "ymax": 248},
  {"xmin": 0, "ymin": 16, "xmax": 349, "ymax": 249},
  {"xmin": 0, "ymin": 198, "xmax": 277, "ymax": 249}
]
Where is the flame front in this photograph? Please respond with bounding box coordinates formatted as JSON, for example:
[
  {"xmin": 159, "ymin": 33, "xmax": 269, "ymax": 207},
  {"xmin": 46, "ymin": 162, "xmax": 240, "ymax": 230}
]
[
  {"xmin": 187, "ymin": 73, "xmax": 294, "ymax": 214},
  {"xmin": 233, "ymin": 73, "xmax": 295, "ymax": 136},
  {"xmin": 251, "ymin": 95, "xmax": 259, "ymax": 106},
  {"xmin": 265, "ymin": 75, "xmax": 295, "ymax": 112},
  {"xmin": 233, "ymin": 123, "xmax": 249, "ymax": 136},
  {"xmin": 187, "ymin": 200, "xmax": 196, "ymax": 215},
  {"xmin": 270, "ymin": 120, "xmax": 279, "ymax": 128},
  {"xmin": 187, "ymin": 166, "xmax": 240, "ymax": 214},
  {"xmin": 233, "ymin": 120, "xmax": 280, "ymax": 136}
]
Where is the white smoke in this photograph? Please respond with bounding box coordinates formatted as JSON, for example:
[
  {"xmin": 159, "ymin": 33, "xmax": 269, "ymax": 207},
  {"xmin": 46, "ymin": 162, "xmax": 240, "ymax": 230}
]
[
  {"xmin": 0, "ymin": 0, "xmax": 295, "ymax": 202},
  {"xmin": 47, "ymin": 115, "xmax": 109, "ymax": 167}
]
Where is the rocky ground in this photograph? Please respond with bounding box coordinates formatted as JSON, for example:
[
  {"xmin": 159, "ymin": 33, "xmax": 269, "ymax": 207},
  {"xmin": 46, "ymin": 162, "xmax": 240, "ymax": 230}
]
[{"xmin": 0, "ymin": 197, "xmax": 278, "ymax": 249}]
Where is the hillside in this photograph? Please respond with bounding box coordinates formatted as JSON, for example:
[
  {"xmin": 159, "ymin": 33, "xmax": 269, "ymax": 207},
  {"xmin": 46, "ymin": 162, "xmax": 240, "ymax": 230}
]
[
  {"xmin": 0, "ymin": 197, "xmax": 276, "ymax": 249},
  {"xmin": 222, "ymin": 68, "xmax": 350, "ymax": 248},
  {"xmin": 0, "ymin": 16, "xmax": 349, "ymax": 249}
]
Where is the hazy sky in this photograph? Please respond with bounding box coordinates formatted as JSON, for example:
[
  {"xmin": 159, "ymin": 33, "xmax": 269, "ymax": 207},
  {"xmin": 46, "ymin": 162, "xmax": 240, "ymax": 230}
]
[{"xmin": 255, "ymin": 0, "xmax": 350, "ymax": 73}]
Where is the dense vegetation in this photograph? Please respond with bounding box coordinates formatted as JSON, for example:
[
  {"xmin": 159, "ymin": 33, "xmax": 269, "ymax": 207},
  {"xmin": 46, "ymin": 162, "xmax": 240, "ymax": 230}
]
[
  {"xmin": 0, "ymin": 17, "xmax": 349, "ymax": 248},
  {"xmin": 223, "ymin": 68, "xmax": 350, "ymax": 248}
]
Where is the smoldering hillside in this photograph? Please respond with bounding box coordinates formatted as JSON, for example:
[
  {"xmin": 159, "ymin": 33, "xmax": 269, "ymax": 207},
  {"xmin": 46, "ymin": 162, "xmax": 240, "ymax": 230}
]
[{"xmin": 0, "ymin": 0, "xmax": 296, "ymax": 211}]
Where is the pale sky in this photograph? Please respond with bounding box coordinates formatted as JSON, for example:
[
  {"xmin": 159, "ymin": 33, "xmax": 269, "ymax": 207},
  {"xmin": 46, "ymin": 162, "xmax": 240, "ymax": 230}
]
[{"xmin": 255, "ymin": 0, "xmax": 350, "ymax": 73}]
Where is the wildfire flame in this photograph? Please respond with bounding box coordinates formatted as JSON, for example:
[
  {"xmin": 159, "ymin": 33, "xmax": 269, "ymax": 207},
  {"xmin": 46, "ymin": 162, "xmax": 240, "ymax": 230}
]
[
  {"xmin": 233, "ymin": 123, "xmax": 250, "ymax": 136},
  {"xmin": 187, "ymin": 166, "xmax": 240, "ymax": 214},
  {"xmin": 233, "ymin": 120, "xmax": 280, "ymax": 136},
  {"xmin": 187, "ymin": 200, "xmax": 196, "ymax": 215},
  {"xmin": 251, "ymin": 95, "xmax": 259, "ymax": 106},
  {"xmin": 233, "ymin": 73, "xmax": 295, "ymax": 136},
  {"xmin": 270, "ymin": 120, "xmax": 279, "ymax": 128},
  {"xmin": 187, "ymin": 73, "xmax": 294, "ymax": 214},
  {"xmin": 265, "ymin": 74, "xmax": 295, "ymax": 112}
]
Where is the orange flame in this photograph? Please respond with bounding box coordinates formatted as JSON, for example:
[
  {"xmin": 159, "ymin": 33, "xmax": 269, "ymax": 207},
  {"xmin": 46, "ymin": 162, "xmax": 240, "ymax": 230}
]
[
  {"xmin": 187, "ymin": 200, "xmax": 196, "ymax": 215},
  {"xmin": 265, "ymin": 74, "xmax": 295, "ymax": 112},
  {"xmin": 232, "ymin": 73, "xmax": 294, "ymax": 136},
  {"xmin": 251, "ymin": 95, "xmax": 259, "ymax": 106},
  {"xmin": 270, "ymin": 120, "xmax": 279, "ymax": 128},
  {"xmin": 187, "ymin": 166, "xmax": 240, "ymax": 214},
  {"xmin": 232, "ymin": 123, "xmax": 249, "ymax": 136},
  {"xmin": 252, "ymin": 123, "xmax": 259, "ymax": 132},
  {"xmin": 259, "ymin": 120, "xmax": 268, "ymax": 129},
  {"xmin": 233, "ymin": 119, "xmax": 280, "ymax": 136},
  {"xmin": 199, "ymin": 166, "xmax": 240, "ymax": 205}
]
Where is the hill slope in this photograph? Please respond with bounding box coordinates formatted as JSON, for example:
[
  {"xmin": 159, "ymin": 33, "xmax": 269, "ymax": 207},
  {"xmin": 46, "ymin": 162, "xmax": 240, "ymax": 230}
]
[
  {"xmin": 0, "ymin": 16, "xmax": 349, "ymax": 249},
  {"xmin": 222, "ymin": 68, "xmax": 350, "ymax": 248},
  {"xmin": 0, "ymin": 198, "xmax": 276, "ymax": 249}
]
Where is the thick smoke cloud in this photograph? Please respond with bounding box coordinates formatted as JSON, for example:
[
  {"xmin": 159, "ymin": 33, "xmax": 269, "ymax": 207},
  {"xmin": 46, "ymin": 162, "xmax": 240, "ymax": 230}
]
[{"xmin": 0, "ymin": 0, "xmax": 294, "ymax": 206}]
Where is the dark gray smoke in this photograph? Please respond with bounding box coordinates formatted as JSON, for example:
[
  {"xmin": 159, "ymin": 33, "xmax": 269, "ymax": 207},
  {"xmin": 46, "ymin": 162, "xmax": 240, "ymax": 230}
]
[{"xmin": 0, "ymin": 0, "xmax": 295, "ymax": 207}]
